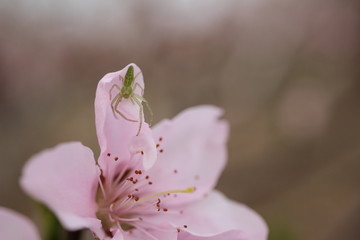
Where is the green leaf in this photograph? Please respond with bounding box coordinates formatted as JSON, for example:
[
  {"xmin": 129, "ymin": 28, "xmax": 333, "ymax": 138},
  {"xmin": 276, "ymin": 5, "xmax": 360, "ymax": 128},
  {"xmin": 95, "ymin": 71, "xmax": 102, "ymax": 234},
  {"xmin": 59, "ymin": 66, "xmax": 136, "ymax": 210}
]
[{"xmin": 37, "ymin": 203, "xmax": 65, "ymax": 240}]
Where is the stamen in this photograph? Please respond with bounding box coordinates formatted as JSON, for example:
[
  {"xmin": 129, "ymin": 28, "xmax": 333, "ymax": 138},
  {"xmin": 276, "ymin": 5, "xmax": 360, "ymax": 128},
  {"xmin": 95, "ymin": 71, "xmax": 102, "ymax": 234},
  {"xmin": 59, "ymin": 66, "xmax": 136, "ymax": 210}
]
[
  {"xmin": 121, "ymin": 187, "xmax": 195, "ymax": 209},
  {"xmin": 111, "ymin": 216, "xmax": 139, "ymax": 222},
  {"xmin": 97, "ymin": 168, "xmax": 106, "ymax": 198},
  {"xmin": 138, "ymin": 187, "xmax": 195, "ymax": 203},
  {"xmin": 132, "ymin": 224, "xmax": 158, "ymax": 240},
  {"xmin": 174, "ymin": 224, "xmax": 189, "ymax": 233}
]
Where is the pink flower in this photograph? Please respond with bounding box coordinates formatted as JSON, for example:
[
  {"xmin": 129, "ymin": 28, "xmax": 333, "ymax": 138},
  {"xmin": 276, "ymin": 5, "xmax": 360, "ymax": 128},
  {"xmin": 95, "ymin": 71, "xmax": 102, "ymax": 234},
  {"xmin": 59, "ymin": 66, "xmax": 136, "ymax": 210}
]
[
  {"xmin": 20, "ymin": 64, "xmax": 268, "ymax": 240},
  {"xmin": 0, "ymin": 207, "xmax": 40, "ymax": 240}
]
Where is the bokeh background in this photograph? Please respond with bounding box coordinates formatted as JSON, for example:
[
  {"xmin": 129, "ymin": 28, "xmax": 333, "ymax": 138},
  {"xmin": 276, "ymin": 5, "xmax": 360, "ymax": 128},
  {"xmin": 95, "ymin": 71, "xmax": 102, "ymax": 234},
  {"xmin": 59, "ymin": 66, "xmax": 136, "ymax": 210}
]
[{"xmin": 1, "ymin": 0, "xmax": 360, "ymax": 239}]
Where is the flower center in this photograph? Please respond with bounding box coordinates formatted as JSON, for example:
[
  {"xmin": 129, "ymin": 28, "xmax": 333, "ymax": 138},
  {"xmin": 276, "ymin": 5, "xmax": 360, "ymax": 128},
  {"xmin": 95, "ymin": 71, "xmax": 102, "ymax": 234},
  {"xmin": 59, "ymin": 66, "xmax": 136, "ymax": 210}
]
[{"xmin": 95, "ymin": 155, "xmax": 195, "ymax": 238}]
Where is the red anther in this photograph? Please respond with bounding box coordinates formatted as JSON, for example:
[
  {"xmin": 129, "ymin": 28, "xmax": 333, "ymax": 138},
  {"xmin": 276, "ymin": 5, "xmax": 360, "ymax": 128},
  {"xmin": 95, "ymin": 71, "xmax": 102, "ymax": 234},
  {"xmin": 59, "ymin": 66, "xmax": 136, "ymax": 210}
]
[
  {"xmin": 157, "ymin": 208, "xmax": 160, "ymax": 211},
  {"xmin": 174, "ymin": 169, "xmax": 178, "ymax": 174},
  {"xmin": 177, "ymin": 228, "xmax": 180, "ymax": 232},
  {"xmin": 107, "ymin": 153, "xmax": 111, "ymax": 157},
  {"xmin": 183, "ymin": 225, "xmax": 188, "ymax": 228},
  {"xmin": 141, "ymin": 151, "xmax": 144, "ymax": 155},
  {"xmin": 163, "ymin": 208, "xmax": 168, "ymax": 212},
  {"xmin": 145, "ymin": 175, "xmax": 149, "ymax": 179},
  {"xmin": 148, "ymin": 181, "xmax": 153, "ymax": 185},
  {"xmin": 134, "ymin": 196, "xmax": 139, "ymax": 201},
  {"xmin": 138, "ymin": 170, "xmax": 142, "ymax": 174},
  {"xmin": 159, "ymin": 137, "xmax": 163, "ymax": 141},
  {"xmin": 134, "ymin": 170, "xmax": 139, "ymax": 174},
  {"xmin": 135, "ymin": 188, "xmax": 139, "ymax": 191},
  {"xmin": 114, "ymin": 157, "xmax": 119, "ymax": 161},
  {"xmin": 156, "ymin": 144, "xmax": 160, "ymax": 148},
  {"xmin": 128, "ymin": 194, "xmax": 132, "ymax": 198},
  {"xmin": 159, "ymin": 149, "xmax": 164, "ymax": 153}
]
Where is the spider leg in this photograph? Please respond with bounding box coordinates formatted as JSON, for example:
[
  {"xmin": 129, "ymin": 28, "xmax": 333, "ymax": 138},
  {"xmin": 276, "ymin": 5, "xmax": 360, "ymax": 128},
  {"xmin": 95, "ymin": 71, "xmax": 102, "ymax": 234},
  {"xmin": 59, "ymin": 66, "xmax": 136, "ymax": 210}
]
[
  {"xmin": 109, "ymin": 84, "xmax": 121, "ymax": 100},
  {"xmin": 111, "ymin": 94, "xmax": 120, "ymax": 119},
  {"xmin": 134, "ymin": 93, "xmax": 153, "ymax": 126},
  {"xmin": 113, "ymin": 94, "xmax": 138, "ymax": 122},
  {"xmin": 130, "ymin": 98, "xmax": 135, "ymax": 105},
  {"xmin": 132, "ymin": 96, "xmax": 143, "ymax": 136},
  {"xmin": 133, "ymin": 82, "xmax": 144, "ymax": 96},
  {"xmin": 131, "ymin": 71, "xmax": 143, "ymax": 93},
  {"xmin": 134, "ymin": 71, "xmax": 142, "ymax": 81}
]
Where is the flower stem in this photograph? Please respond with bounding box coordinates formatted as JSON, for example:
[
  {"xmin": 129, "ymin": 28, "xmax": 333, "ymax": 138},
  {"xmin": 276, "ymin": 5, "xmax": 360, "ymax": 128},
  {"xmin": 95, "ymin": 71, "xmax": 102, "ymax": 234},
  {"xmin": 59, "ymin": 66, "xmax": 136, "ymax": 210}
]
[{"xmin": 66, "ymin": 230, "xmax": 82, "ymax": 240}]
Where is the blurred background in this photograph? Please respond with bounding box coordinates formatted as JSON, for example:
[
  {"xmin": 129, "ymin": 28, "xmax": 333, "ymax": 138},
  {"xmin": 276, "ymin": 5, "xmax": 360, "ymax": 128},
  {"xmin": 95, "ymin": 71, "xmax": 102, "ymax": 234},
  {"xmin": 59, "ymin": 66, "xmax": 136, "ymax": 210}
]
[{"xmin": 0, "ymin": 0, "xmax": 359, "ymax": 239}]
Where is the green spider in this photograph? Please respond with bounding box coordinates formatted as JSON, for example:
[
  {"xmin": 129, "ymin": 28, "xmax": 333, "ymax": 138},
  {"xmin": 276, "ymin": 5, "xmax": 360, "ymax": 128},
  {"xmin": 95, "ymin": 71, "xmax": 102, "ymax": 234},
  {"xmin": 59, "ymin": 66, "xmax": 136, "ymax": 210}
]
[{"xmin": 109, "ymin": 65, "xmax": 153, "ymax": 136}]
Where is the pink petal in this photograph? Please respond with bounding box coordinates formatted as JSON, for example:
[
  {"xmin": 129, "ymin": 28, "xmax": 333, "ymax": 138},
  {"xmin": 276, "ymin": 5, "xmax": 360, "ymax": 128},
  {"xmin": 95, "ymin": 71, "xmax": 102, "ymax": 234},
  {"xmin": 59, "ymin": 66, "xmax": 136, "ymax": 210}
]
[
  {"xmin": 0, "ymin": 207, "xmax": 40, "ymax": 240},
  {"xmin": 95, "ymin": 63, "xmax": 156, "ymax": 171},
  {"xmin": 111, "ymin": 230, "xmax": 125, "ymax": 240},
  {"xmin": 172, "ymin": 191, "xmax": 268, "ymax": 240},
  {"xmin": 124, "ymin": 228, "xmax": 177, "ymax": 240},
  {"xmin": 20, "ymin": 142, "xmax": 101, "ymax": 231},
  {"xmin": 129, "ymin": 133, "xmax": 157, "ymax": 170},
  {"xmin": 178, "ymin": 230, "xmax": 244, "ymax": 240},
  {"xmin": 147, "ymin": 105, "xmax": 229, "ymax": 204}
]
